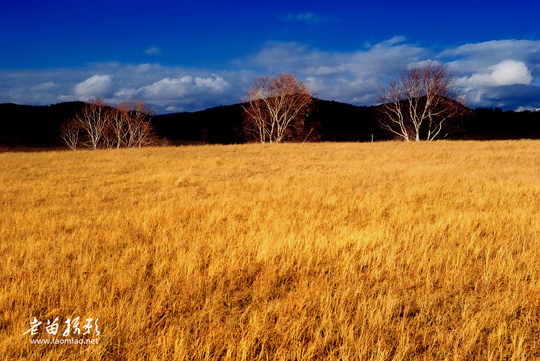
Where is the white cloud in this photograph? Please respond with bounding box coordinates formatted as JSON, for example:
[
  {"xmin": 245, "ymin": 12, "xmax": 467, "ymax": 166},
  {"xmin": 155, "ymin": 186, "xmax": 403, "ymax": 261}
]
[
  {"xmin": 74, "ymin": 74, "xmax": 112, "ymax": 98},
  {"xmin": 133, "ymin": 75, "xmax": 230, "ymax": 102},
  {"xmin": 195, "ymin": 75, "xmax": 229, "ymax": 91},
  {"xmin": 109, "ymin": 74, "xmax": 233, "ymax": 110},
  {"xmin": 138, "ymin": 76, "xmax": 194, "ymax": 99},
  {"xmin": 458, "ymin": 60, "xmax": 533, "ymax": 88}
]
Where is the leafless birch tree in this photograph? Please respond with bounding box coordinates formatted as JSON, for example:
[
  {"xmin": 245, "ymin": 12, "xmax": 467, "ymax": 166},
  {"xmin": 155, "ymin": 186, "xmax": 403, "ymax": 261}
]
[
  {"xmin": 242, "ymin": 73, "xmax": 315, "ymax": 143},
  {"xmin": 60, "ymin": 98, "xmax": 157, "ymax": 150},
  {"xmin": 59, "ymin": 119, "xmax": 80, "ymax": 150},
  {"xmin": 378, "ymin": 64, "xmax": 464, "ymax": 141},
  {"xmin": 75, "ymin": 98, "xmax": 109, "ymax": 149},
  {"xmin": 108, "ymin": 102, "xmax": 127, "ymax": 148},
  {"xmin": 127, "ymin": 100, "xmax": 156, "ymax": 147}
]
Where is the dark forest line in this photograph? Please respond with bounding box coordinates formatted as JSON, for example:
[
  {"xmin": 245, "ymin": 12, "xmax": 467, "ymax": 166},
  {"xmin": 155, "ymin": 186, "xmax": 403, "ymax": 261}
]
[{"xmin": 1, "ymin": 100, "xmax": 540, "ymax": 149}]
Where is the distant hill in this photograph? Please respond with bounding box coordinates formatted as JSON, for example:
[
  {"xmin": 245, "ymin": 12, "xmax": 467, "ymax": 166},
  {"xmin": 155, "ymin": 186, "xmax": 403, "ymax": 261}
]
[
  {"xmin": 152, "ymin": 103, "xmax": 245, "ymax": 144},
  {"xmin": 1, "ymin": 100, "xmax": 540, "ymax": 149},
  {"xmin": 151, "ymin": 99, "xmax": 387, "ymax": 144},
  {"xmin": 0, "ymin": 102, "xmax": 86, "ymax": 147},
  {"xmin": 460, "ymin": 107, "xmax": 540, "ymax": 140}
]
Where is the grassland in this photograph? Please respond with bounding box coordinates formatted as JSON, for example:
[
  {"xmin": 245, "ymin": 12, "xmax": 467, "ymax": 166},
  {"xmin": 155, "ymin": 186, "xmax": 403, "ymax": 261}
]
[{"xmin": 1, "ymin": 141, "xmax": 540, "ymax": 360}]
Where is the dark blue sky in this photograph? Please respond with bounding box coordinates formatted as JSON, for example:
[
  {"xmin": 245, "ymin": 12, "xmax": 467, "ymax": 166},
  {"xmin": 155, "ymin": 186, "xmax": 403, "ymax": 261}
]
[{"xmin": 1, "ymin": 0, "xmax": 539, "ymax": 112}]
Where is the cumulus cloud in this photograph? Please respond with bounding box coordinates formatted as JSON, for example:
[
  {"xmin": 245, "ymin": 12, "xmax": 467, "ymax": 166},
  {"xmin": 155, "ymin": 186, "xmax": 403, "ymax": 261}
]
[
  {"xmin": 74, "ymin": 74, "xmax": 113, "ymax": 98},
  {"xmin": 108, "ymin": 73, "xmax": 233, "ymax": 111},
  {"xmin": 195, "ymin": 76, "xmax": 229, "ymax": 91},
  {"xmin": 458, "ymin": 60, "xmax": 533, "ymax": 88},
  {"xmin": 137, "ymin": 76, "xmax": 194, "ymax": 99},
  {"xmin": 126, "ymin": 75, "xmax": 230, "ymax": 104}
]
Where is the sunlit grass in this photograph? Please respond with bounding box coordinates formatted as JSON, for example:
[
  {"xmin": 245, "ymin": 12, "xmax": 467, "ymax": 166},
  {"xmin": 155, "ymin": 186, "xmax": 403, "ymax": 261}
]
[{"xmin": 1, "ymin": 141, "xmax": 540, "ymax": 360}]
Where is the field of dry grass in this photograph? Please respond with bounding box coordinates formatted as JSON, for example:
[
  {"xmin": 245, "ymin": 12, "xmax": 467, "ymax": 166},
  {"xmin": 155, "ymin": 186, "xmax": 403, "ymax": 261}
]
[{"xmin": 1, "ymin": 141, "xmax": 540, "ymax": 360}]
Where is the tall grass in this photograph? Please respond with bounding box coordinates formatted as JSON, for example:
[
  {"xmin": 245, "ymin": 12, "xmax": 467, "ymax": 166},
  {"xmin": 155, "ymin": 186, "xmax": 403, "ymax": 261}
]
[{"xmin": 1, "ymin": 141, "xmax": 539, "ymax": 360}]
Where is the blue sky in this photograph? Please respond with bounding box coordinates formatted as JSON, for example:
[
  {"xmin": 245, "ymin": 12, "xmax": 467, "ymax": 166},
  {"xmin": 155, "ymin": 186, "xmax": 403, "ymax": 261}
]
[{"xmin": 1, "ymin": 0, "xmax": 539, "ymax": 113}]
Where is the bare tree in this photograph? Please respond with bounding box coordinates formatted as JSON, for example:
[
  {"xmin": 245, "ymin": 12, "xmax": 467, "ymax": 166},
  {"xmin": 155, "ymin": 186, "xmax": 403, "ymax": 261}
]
[
  {"xmin": 60, "ymin": 98, "xmax": 158, "ymax": 150},
  {"xmin": 378, "ymin": 64, "xmax": 465, "ymax": 141},
  {"xmin": 133, "ymin": 100, "xmax": 157, "ymax": 147},
  {"xmin": 108, "ymin": 102, "xmax": 127, "ymax": 149},
  {"xmin": 120, "ymin": 100, "xmax": 156, "ymax": 148},
  {"xmin": 75, "ymin": 98, "xmax": 109, "ymax": 149},
  {"xmin": 242, "ymin": 73, "xmax": 315, "ymax": 143},
  {"xmin": 59, "ymin": 119, "xmax": 80, "ymax": 150}
]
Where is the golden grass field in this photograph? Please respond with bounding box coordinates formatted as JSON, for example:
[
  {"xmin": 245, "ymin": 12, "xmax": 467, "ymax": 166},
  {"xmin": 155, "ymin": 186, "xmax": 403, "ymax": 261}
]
[{"xmin": 1, "ymin": 141, "xmax": 540, "ymax": 360}]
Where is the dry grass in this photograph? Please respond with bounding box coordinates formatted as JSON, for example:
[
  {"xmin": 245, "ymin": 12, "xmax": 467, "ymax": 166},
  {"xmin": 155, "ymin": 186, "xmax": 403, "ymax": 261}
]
[{"xmin": 1, "ymin": 141, "xmax": 540, "ymax": 360}]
